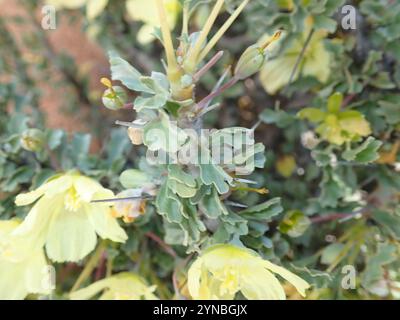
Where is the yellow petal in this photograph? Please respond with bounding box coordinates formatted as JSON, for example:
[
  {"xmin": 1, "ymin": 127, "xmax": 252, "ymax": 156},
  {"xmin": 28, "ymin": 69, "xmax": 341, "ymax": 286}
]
[
  {"xmin": 0, "ymin": 260, "xmax": 30, "ymax": 299},
  {"xmin": 45, "ymin": 208, "xmax": 97, "ymax": 262},
  {"xmin": 73, "ymin": 175, "xmax": 109, "ymax": 203},
  {"xmin": 86, "ymin": 0, "xmax": 108, "ymax": 20},
  {"xmin": 70, "ymin": 278, "xmax": 110, "ymax": 300},
  {"xmin": 303, "ymin": 42, "xmax": 331, "ymax": 83},
  {"xmin": 46, "ymin": 0, "xmax": 87, "ymax": 9},
  {"xmin": 259, "ymin": 55, "xmax": 298, "ymax": 95},
  {"xmin": 12, "ymin": 196, "xmax": 63, "ymax": 252},
  {"xmin": 0, "ymin": 220, "xmax": 51, "ymax": 299},
  {"xmin": 187, "ymin": 257, "xmax": 203, "ymax": 299},
  {"xmin": 339, "ymin": 117, "xmax": 371, "ymax": 137},
  {"xmin": 15, "ymin": 175, "xmax": 72, "ymax": 206},
  {"xmin": 241, "ymin": 268, "xmax": 286, "ymax": 300},
  {"xmin": 262, "ymin": 260, "xmax": 310, "ymax": 297},
  {"xmin": 87, "ymin": 205, "xmax": 127, "ymax": 243},
  {"xmin": 71, "ymin": 272, "xmax": 157, "ymax": 300}
]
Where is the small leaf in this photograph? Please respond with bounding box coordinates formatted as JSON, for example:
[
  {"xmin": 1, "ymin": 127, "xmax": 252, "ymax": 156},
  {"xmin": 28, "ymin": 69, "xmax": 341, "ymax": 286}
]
[
  {"xmin": 362, "ymin": 243, "xmax": 397, "ymax": 288},
  {"xmin": 342, "ymin": 137, "xmax": 382, "ymax": 163},
  {"xmin": 278, "ymin": 210, "xmax": 311, "ymax": 238},
  {"xmin": 320, "ymin": 243, "xmax": 345, "ymax": 265},
  {"xmin": 372, "ymin": 210, "xmax": 400, "ymax": 240},
  {"xmin": 119, "ymin": 169, "xmax": 150, "ymax": 189},
  {"xmin": 109, "ymin": 51, "xmax": 150, "ymax": 93},
  {"xmin": 297, "ymin": 108, "xmax": 326, "ymax": 123},
  {"xmin": 260, "ymin": 109, "xmax": 294, "ymax": 128},
  {"xmin": 240, "ymin": 197, "xmax": 283, "ymax": 220},
  {"xmin": 327, "ymin": 92, "xmax": 343, "ymax": 114},
  {"xmin": 199, "ymin": 163, "xmax": 233, "ymax": 195}
]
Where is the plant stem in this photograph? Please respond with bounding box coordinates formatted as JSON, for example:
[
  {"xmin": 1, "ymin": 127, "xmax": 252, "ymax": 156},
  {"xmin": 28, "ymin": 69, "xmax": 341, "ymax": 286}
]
[
  {"xmin": 284, "ymin": 28, "xmax": 315, "ymax": 93},
  {"xmin": 198, "ymin": 0, "xmax": 250, "ymax": 62},
  {"xmin": 196, "ymin": 77, "xmax": 238, "ymax": 110},
  {"xmin": 184, "ymin": 0, "xmax": 225, "ymax": 72},
  {"xmin": 181, "ymin": 0, "xmax": 190, "ymax": 37},
  {"xmin": 145, "ymin": 231, "xmax": 177, "ymax": 258},
  {"xmin": 193, "ymin": 51, "xmax": 224, "ymax": 82},
  {"xmin": 155, "ymin": 0, "xmax": 179, "ymax": 79},
  {"xmin": 70, "ymin": 242, "xmax": 105, "ymax": 293}
]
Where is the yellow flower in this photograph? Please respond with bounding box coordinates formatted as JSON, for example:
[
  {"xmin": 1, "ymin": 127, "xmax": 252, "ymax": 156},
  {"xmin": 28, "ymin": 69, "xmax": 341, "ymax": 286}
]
[
  {"xmin": 259, "ymin": 21, "xmax": 331, "ymax": 95},
  {"xmin": 276, "ymin": 155, "xmax": 297, "ymax": 178},
  {"xmin": 126, "ymin": 0, "xmax": 181, "ymax": 44},
  {"xmin": 14, "ymin": 172, "xmax": 127, "ymax": 262},
  {"xmin": 298, "ymin": 92, "xmax": 371, "ymax": 145},
  {"xmin": 188, "ymin": 244, "xmax": 310, "ymax": 300},
  {"xmin": 47, "ymin": 0, "xmax": 109, "ymax": 21},
  {"xmin": 69, "ymin": 272, "xmax": 158, "ymax": 300},
  {"xmin": 0, "ymin": 220, "xmax": 52, "ymax": 299}
]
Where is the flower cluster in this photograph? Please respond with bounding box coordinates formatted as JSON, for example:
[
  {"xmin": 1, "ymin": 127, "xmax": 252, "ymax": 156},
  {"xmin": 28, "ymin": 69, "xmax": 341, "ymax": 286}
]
[{"xmin": 1, "ymin": 172, "xmax": 127, "ymax": 299}]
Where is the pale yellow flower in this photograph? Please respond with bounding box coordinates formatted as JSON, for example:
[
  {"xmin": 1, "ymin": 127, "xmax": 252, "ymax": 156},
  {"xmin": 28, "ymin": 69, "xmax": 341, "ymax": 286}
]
[
  {"xmin": 298, "ymin": 92, "xmax": 372, "ymax": 145},
  {"xmin": 70, "ymin": 272, "xmax": 158, "ymax": 300},
  {"xmin": 0, "ymin": 220, "xmax": 51, "ymax": 300},
  {"xmin": 188, "ymin": 244, "xmax": 310, "ymax": 300},
  {"xmin": 14, "ymin": 172, "xmax": 127, "ymax": 262},
  {"xmin": 126, "ymin": 0, "xmax": 181, "ymax": 44},
  {"xmin": 259, "ymin": 22, "xmax": 331, "ymax": 94}
]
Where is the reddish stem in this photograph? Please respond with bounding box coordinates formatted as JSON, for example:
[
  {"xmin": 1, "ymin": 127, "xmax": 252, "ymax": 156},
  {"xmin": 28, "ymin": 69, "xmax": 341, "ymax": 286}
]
[{"xmin": 145, "ymin": 232, "xmax": 177, "ymax": 258}]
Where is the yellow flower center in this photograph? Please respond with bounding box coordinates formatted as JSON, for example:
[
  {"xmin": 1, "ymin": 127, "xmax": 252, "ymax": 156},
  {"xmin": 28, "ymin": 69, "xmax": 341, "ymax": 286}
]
[
  {"xmin": 64, "ymin": 188, "xmax": 82, "ymax": 212},
  {"xmin": 219, "ymin": 268, "xmax": 239, "ymax": 296}
]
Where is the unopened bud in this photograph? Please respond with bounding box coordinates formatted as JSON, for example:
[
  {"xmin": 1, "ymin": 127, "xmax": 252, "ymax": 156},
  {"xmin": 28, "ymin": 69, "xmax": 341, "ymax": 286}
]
[
  {"xmin": 102, "ymin": 86, "xmax": 127, "ymax": 110},
  {"xmin": 234, "ymin": 45, "xmax": 266, "ymax": 80},
  {"xmin": 20, "ymin": 129, "xmax": 45, "ymax": 152},
  {"xmin": 234, "ymin": 31, "xmax": 282, "ymax": 80}
]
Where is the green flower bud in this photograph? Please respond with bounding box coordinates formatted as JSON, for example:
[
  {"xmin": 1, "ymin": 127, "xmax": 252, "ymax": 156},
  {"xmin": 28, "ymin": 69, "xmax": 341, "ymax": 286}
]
[
  {"xmin": 20, "ymin": 128, "xmax": 45, "ymax": 152},
  {"xmin": 102, "ymin": 86, "xmax": 127, "ymax": 110},
  {"xmin": 234, "ymin": 30, "xmax": 282, "ymax": 80},
  {"xmin": 234, "ymin": 45, "xmax": 266, "ymax": 80}
]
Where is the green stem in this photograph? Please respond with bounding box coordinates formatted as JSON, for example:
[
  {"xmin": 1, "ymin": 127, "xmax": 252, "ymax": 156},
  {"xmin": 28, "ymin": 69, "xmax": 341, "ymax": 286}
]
[
  {"xmin": 70, "ymin": 242, "xmax": 105, "ymax": 293},
  {"xmin": 198, "ymin": 0, "xmax": 250, "ymax": 62},
  {"xmin": 184, "ymin": 0, "xmax": 225, "ymax": 73},
  {"xmin": 155, "ymin": 0, "xmax": 179, "ymax": 79}
]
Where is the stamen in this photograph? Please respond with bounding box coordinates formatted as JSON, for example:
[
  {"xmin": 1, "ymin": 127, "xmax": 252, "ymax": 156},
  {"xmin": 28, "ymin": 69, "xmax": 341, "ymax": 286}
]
[{"xmin": 260, "ymin": 30, "xmax": 283, "ymax": 51}]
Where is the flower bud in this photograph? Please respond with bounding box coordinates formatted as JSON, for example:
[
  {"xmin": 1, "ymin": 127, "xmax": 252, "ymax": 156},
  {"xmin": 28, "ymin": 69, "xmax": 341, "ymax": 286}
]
[
  {"xmin": 102, "ymin": 86, "xmax": 127, "ymax": 110},
  {"xmin": 127, "ymin": 127, "xmax": 143, "ymax": 145},
  {"xmin": 20, "ymin": 129, "xmax": 46, "ymax": 152},
  {"xmin": 234, "ymin": 30, "xmax": 282, "ymax": 80},
  {"xmin": 111, "ymin": 189, "xmax": 147, "ymax": 223},
  {"xmin": 234, "ymin": 45, "xmax": 266, "ymax": 80}
]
